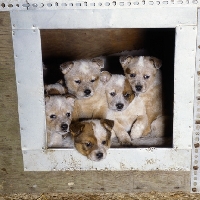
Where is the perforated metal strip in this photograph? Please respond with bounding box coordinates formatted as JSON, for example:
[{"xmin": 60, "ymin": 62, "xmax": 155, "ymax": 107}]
[
  {"xmin": 0, "ymin": 0, "xmax": 200, "ymax": 11},
  {"xmin": 191, "ymin": 9, "xmax": 200, "ymax": 193}
]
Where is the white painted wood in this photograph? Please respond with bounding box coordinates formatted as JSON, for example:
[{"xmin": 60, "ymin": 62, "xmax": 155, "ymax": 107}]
[
  {"xmin": 173, "ymin": 25, "xmax": 197, "ymax": 149},
  {"xmin": 10, "ymin": 8, "xmax": 197, "ymax": 29},
  {"xmin": 23, "ymin": 148, "xmax": 191, "ymax": 171},
  {"xmin": 12, "ymin": 29, "xmax": 46, "ymax": 150},
  {"xmin": 2, "ymin": 0, "xmax": 200, "ymax": 11}
]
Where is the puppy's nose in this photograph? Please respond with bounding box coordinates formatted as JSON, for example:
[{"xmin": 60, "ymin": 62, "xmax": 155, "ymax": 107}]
[
  {"xmin": 96, "ymin": 152, "xmax": 103, "ymax": 159},
  {"xmin": 84, "ymin": 89, "xmax": 91, "ymax": 96},
  {"xmin": 135, "ymin": 85, "xmax": 142, "ymax": 92},
  {"xmin": 61, "ymin": 123, "xmax": 68, "ymax": 131},
  {"xmin": 116, "ymin": 103, "xmax": 124, "ymax": 110}
]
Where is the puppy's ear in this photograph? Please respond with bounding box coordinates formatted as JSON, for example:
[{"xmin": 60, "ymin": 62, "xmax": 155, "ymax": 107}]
[
  {"xmin": 149, "ymin": 57, "xmax": 162, "ymax": 69},
  {"xmin": 57, "ymin": 79, "xmax": 64, "ymax": 85},
  {"xmin": 91, "ymin": 57, "xmax": 104, "ymax": 69},
  {"xmin": 100, "ymin": 119, "xmax": 114, "ymax": 132},
  {"xmin": 119, "ymin": 55, "xmax": 133, "ymax": 68},
  {"xmin": 60, "ymin": 61, "xmax": 74, "ymax": 74},
  {"xmin": 65, "ymin": 94, "xmax": 76, "ymax": 106},
  {"xmin": 70, "ymin": 122, "xmax": 85, "ymax": 137},
  {"xmin": 100, "ymin": 71, "xmax": 112, "ymax": 84}
]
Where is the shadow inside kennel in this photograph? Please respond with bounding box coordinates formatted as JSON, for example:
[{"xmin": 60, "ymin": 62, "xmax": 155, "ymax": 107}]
[{"xmin": 41, "ymin": 28, "xmax": 175, "ymax": 148}]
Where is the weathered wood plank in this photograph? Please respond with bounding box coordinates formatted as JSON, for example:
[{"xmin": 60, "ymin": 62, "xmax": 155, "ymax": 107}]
[{"xmin": 0, "ymin": 11, "xmax": 190, "ymax": 194}]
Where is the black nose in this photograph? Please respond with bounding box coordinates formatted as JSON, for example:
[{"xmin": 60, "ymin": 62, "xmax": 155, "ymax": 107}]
[
  {"xmin": 116, "ymin": 103, "xmax": 124, "ymax": 110},
  {"xmin": 61, "ymin": 123, "xmax": 68, "ymax": 131},
  {"xmin": 135, "ymin": 85, "xmax": 142, "ymax": 91},
  {"xmin": 84, "ymin": 89, "xmax": 91, "ymax": 96},
  {"xmin": 96, "ymin": 152, "xmax": 103, "ymax": 159}
]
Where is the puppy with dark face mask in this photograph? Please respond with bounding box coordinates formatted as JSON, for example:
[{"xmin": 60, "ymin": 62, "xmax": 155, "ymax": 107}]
[
  {"xmin": 70, "ymin": 119, "xmax": 114, "ymax": 161},
  {"xmin": 104, "ymin": 73, "xmax": 148, "ymax": 145},
  {"xmin": 120, "ymin": 56, "xmax": 165, "ymax": 137}
]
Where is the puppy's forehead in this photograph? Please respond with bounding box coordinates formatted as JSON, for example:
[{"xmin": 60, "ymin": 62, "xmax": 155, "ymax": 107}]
[
  {"xmin": 73, "ymin": 60, "xmax": 100, "ymax": 74},
  {"xmin": 131, "ymin": 56, "xmax": 155, "ymax": 69},
  {"xmin": 46, "ymin": 96, "xmax": 73, "ymax": 112},
  {"xmin": 136, "ymin": 56, "xmax": 144, "ymax": 66},
  {"xmin": 79, "ymin": 61, "xmax": 90, "ymax": 74},
  {"xmin": 82, "ymin": 122, "xmax": 94, "ymax": 135},
  {"xmin": 107, "ymin": 75, "xmax": 125, "ymax": 88},
  {"xmin": 92, "ymin": 120, "xmax": 108, "ymax": 139},
  {"xmin": 77, "ymin": 122, "xmax": 98, "ymax": 143}
]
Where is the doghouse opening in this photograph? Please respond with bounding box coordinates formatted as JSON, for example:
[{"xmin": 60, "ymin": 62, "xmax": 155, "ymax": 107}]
[{"xmin": 41, "ymin": 28, "xmax": 175, "ymax": 148}]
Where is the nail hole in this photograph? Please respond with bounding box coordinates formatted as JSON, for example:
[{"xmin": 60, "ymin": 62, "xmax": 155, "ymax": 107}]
[
  {"xmin": 1, "ymin": 3, "xmax": 5, "ymax": 8},
  {"xmin": 22, "ymin": 3, "xmax": 30, "ymax": 8}
]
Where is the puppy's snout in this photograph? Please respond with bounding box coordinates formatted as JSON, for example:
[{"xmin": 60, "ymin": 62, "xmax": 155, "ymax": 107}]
[
  {"xmin": 116, "ymin": 103, "xmax": 124, "ymax": 110},
  {"xmin": 96, "ymin": 152, "xmax": 103, "ymax": 160},
  {"xmin": 84, "ymin": 89, "xmax": 91, "ymax": 96},
  {"xmin": 135, "ymin": 85, "xmax": 143, "ymax": 92},
  {"xmin": 61, "ymin": 123, "xmax": 68, "ymax": 131}
]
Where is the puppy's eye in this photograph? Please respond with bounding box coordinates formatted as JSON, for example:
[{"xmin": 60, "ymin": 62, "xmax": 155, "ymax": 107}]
[
  {"xmin": 75, "ymin": 80, "xmax": 81, "ymax": 84},
  {"xmin": 144, "ymin": 75, "xmax": 150, "ymax": 79},
  {"xmin": 85, "ymin": 142, "xmax": 92, "ymax": 148},
  {"xmin": 130, "ymin": 73, "xmax": 136, "ymax": 78},
  {"xmin": 91, "ymin": 78, "xmax": 96, "ymax": 83},
  {"xmin": 124, "ymin": 93, "xmax": 130, "ymax": 98},
  {"xmin": 50, "ymin": 114, "xmax": 56, "ymax": 119},
  {"xmin": 110, "ymin": 92, "xmax": 116, "ymax": 97},
  {"xmin": 102, "ymin": 141, "xmax": 106, "ymax": 145},
  {"xmin": 66, "ymin": 113, "xmax": 71, "ymax": 117}
]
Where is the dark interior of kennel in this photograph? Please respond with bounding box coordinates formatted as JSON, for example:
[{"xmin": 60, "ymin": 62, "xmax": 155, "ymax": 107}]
[{"xmin": 41, "ymin": 28, "xmax": 175, "ymax": 147}]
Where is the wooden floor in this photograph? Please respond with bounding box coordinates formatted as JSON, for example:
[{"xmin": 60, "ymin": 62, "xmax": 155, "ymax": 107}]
[{"xmin": 0, "ymin": 11, "xmax": 194, "ymax": 195}]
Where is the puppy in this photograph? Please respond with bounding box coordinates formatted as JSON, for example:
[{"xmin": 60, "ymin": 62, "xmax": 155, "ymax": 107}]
[
  {"xmin": 104, "ymin": 74, "xmax": 148, "ymax": 145},
  {"xmin": 45, "ymin": 83, "xmax": 75, "ymax": 147},
  {"xmin": 60, "ymin": 58, "xmax": 109, "ymax": 120},
  {"xmin": 70, "ymin": 119, "xmax": 114, "ymax": 161},
  {"xmin": 120, "ymin": 56, "xmax": 163, "ymax": 137}
]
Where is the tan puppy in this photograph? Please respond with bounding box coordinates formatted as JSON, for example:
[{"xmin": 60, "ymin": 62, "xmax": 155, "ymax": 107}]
[
  {"xmin": 60, "ymin": 58, "xmax": 109, "ymax": 120},
  {"xmin": 104, "ymin": 74, "xmax": 148, "ymax": 145},
  {"xmin": 45, "ymin": 83, "xmax": 75, "ymax": 147},
  {"xmin": 70, "ymin": 119, "xmax": 114, "ymax": 161},
  {"xmin": 120, "ymin": 56, "xmax": 163, "ymax": 137}
]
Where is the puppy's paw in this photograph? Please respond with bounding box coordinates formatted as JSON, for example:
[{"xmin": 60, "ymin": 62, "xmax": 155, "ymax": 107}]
[
  {"xmin": 130, "ymin": 129, "xmax": 143, "ymax": 140},
  {"xmin": 118, "ymin": 135, "xmax": 132, "ymax": 146}
]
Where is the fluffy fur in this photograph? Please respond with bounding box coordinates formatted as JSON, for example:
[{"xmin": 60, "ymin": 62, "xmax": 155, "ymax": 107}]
[
  {"xmin": 120, "ymin": 56, "xmax": 164, "ymax": 137},
  {"xmin": 60, "ymin": 59, "xmax": 109, "ymax": 121},
  {"xmin": 45, "ymin": 83, "xmax": 75, "ymax": 147},
  {"xmin": 45, "ymin": 80, "xmax": 67, "ymax": 95},
  {"xmin": 104, "ymin": 74, "xmax": 148, "ymax": 145},
  {"xmin": 70, "ymin": 119, "xmax": 114, "ymax": 161}
]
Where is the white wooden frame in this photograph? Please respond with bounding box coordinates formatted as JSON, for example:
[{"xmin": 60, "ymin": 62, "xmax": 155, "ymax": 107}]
[{"xmin": 10, "ymin": 2, "xmax": 197, "ymax": 179}]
